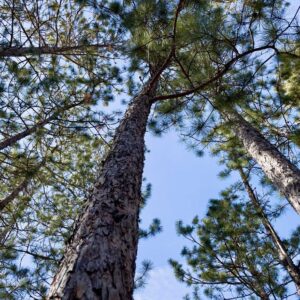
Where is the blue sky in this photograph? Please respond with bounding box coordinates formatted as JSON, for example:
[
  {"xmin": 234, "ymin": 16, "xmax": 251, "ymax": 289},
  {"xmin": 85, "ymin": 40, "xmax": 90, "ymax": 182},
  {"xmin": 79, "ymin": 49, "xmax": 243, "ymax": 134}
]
[
  {"xmin": 133, "ymin": 2, "xmax": 300, "ymax": 298},
  {"xmin": 136, "ymin": 129, "xmax": 231, "ymax": 299},
  {"xmin": 134, "ymin": 127, "xmax": 300, "ymax": 299}
]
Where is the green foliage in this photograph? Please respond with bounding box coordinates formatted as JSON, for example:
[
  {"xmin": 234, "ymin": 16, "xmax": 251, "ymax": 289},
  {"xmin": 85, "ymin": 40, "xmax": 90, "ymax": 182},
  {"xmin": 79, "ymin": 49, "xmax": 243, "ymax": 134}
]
[
  {"xmin": 122, "ymin": 0, "xmax": 173, "ymax": 74},
  {"xmin": 171, "ymin": 188, "xmax": 298, "ymax": 299},
  {"xmin": 0, "ymin": 132, "xmax": 107, "ymax": 298},
  {"xmin": 134, "ymin": 260, "xmax": 153, "ymax": 290},
  {"xmin": 0, "ymin": 0, "xmax": 299, "ymax": 298},
  {"xmin": 278, "ymin": 43, "xmax": 300, "ymax": 105},
  {"xmin": 0, "ymin": 2, "xmax": 124, "ymax": 294},
  {"xmin": 139, "ymin": 182, "xmax": 162, "ymax": 239}
]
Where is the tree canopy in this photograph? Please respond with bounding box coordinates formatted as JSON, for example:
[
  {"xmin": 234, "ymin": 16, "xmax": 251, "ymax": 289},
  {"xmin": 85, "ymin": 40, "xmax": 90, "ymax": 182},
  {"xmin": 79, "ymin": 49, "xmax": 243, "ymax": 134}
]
[{"xmin": 0, "ymin": 0, "xmax": 299, "ymax": 299}]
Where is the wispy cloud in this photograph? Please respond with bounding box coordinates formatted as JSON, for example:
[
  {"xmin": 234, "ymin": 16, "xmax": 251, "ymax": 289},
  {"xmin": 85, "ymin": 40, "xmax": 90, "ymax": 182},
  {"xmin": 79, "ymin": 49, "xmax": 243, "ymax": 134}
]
[{"xmin": 134, "ymin": 265, "xmax": 189, "ymax": 300}]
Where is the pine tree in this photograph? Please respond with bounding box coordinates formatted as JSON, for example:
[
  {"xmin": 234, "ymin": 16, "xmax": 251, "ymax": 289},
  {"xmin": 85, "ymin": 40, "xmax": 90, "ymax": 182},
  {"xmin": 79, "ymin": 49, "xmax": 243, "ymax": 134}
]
[
  {"xmin": 238, "ymin": 167, "xmax": 300, "ymax": 293},
  {"xmin": 149, "ymin": 0, "xmax": 300, "ymax": 216},
  {"xmin": 0, "ymin": 0, "xmax": 122, "ymax": 297},
  {"xmin": 170, "ymin": 111, "xmax": 300, "ymax": 299},
  {"xmin": 223, "ymin": 110, "xmax": 300, "ymax": 214},
  {"xmin": 171, "ymin": 187, "xmax": 300, "ymax": 299},
  {"xmin": 48, "ymin": 1, "xmax": 283, "ymax": 297},
  {"xmin": 48, "ymin": 1, "xmax": 177, "ymax": 297},
  {"xmin": 0, "ymin": 133, "xmax": 107, "ymax": 299},
  {"xmin": 0, "ymin": 0, "xmax": 299, "ymax": 298}
]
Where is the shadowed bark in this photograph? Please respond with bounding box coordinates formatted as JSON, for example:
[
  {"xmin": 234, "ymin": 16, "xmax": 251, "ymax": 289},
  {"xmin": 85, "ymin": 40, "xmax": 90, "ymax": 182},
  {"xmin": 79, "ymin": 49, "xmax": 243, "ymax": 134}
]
[
  {"xmin": 226, "ymin": 110, "xmax": 300, "ymax": 215},
  {"xmin": 48, "ymin": 86, "xmax": 156, "ymax": 300}
]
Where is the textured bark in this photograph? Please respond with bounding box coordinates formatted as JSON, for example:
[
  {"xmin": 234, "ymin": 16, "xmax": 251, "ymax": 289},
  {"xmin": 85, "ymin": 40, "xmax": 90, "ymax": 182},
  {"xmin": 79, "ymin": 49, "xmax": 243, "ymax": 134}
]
[
  {"xmin": 225, "ymin": 111, "xmax": 300, "ymax": 215},
  {"xmin": 48, "ymin": 89, "xmax": 154, "ymax": 300},
  {"xmin": 239, "ymin": 168, "xmax": 300, "ymax": 294}
]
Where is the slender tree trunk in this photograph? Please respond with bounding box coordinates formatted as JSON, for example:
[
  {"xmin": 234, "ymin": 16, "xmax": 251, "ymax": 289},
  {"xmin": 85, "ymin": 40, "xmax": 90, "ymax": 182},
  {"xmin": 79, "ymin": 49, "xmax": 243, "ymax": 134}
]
[
  {"xmin": 239, "ymin": 168, "xmax": 300, "ymax": 294},
  {"xmin": 254, "ymin": 287, "xmax": 269, "ymax": 300},
  {"xmin": 241, "ymin": 264, "xmax": 270, "ymax": 299},
  {"xmin": 0, "ymin": 101, "xmax": 82, "ymax": 151},
  {"xmin": 48, "ymin": 87, "xmax": 155, "ymax": 300},
  {"xmin": 225, "ymin": 110, "xmax": 300, "ymax": 214},
  {"xmin": 0, "ymin": 177, "xmax": 31, "ymax": 211},
  {"xmin": 0, "ymin": 157, "xmax": 46, "ymax": 211},
  {"xmin": 0, "ymin": 44, "xmax": 111, "ymax": 57}
]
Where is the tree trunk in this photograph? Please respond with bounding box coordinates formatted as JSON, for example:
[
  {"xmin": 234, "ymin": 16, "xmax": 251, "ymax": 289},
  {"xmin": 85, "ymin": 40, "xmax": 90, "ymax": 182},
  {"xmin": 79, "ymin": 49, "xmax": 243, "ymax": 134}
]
[
  {"xmin": 0, "ymin": 156, "xmax": 47, "ymax": 211},
  {"xmin": 239, "ymin": 168, "xmax": 300, "ymax": 294},
  {"xmin": 254, "ymin": 288, "xmax": 269, "ymax": 300},
  {"xmin": 0, "ymin": 101, "xmax": 82, "ymax": 151},
  {"xmin": 0, "ymin": 177, "xmax": 31, "ymax": 211},
  {"xmin": 48, "ymin": 88, "xmax": 155, "ymax": 300},
  {"xmin": 225, "ymin": 110, "xmax": 300, "ymax": 215},
  {"xmin": 0, "ymin": 44, "xmax": 110, "ymax": 57}
]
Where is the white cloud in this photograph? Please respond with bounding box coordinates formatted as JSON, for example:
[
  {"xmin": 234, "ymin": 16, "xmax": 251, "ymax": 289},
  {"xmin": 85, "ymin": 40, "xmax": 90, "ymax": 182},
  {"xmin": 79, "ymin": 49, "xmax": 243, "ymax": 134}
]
[{"xmin": 134, "ymin": 265, "xmax": 189, "ymax": 300}]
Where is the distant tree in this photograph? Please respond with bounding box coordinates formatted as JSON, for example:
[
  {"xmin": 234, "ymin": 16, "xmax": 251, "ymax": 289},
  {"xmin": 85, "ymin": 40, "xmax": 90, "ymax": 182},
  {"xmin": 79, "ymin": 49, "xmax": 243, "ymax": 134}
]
[
  {"xmin": 170, "ymin": 187, "xmax": 300, "ymax": 299},
  {"xmin": 0, "ymin": 0, "xmax": 121, "ymax": 297},
  {"xmin": 238, "ymin": 167, "xmax": 300, "ymax": 293}
]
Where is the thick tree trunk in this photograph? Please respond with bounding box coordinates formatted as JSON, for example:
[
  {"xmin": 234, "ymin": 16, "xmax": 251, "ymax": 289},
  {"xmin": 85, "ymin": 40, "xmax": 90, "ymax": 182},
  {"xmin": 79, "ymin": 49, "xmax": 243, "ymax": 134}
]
[
  {"xmin": 239, "ymin": 168, "xmax": 300, "ymax": 294},
  {"xmin": 48, "ymin": 89, "xmax": 154, "ymax": 300},
  {"xmin": 225, "ymin": 110, "xmax": 300, "ymax": 214}
]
